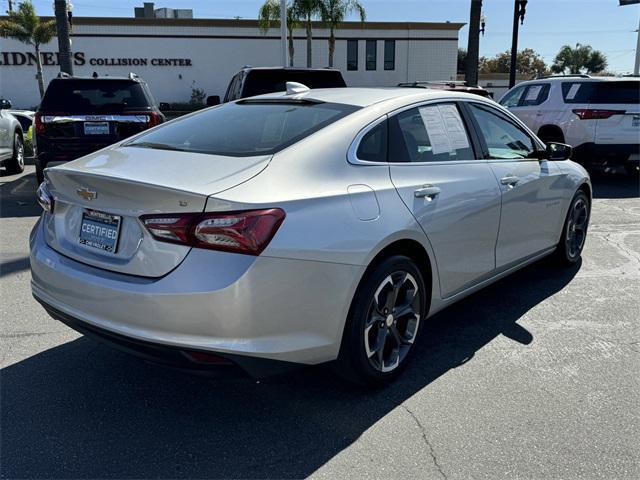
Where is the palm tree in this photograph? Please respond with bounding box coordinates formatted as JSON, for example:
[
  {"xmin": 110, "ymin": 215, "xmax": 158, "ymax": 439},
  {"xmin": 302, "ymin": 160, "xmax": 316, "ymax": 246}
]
[
  {"xmin": 258, "ymin": 0, "xmax": 299, "ymax": 66},
  {"xmin": 318, "ymin": 0, "xmax": 365, "ymax": 68},
  {"xmin": 551, "ymin": 43, "xmax": 608, "ymax": 75},
  {"xmin": 0, "ymin": 1, "xmax": 57, "ymax": 98},
  {"xmin": 293, "ymin": 0, "xmax": 321, "ymax": 68}
]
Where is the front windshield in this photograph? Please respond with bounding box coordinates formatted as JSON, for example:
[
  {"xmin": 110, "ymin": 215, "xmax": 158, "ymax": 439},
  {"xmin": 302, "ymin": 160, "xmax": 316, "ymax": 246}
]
[{"xmin": 125, "ymin": 100, "xmax": 360, "ymax": 157}]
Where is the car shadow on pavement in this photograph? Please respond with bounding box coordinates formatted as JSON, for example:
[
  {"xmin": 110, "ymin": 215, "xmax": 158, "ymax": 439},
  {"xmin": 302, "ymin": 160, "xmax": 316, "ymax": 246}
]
[
  {"xmin": 0, "ymin": 259, "xmax": 580, "ymax": 479},
  {"xmin": 0, "ymin": 170, "xmax": 40, "ymax": 218},
  {"xmin": 589, "ymin": 170, "xmax": 639, "ymax": 199}
]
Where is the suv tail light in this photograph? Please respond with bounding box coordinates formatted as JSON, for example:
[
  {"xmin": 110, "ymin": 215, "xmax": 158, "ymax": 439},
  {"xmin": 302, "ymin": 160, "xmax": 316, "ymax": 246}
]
[
  {"xmin": 130, "ymin": 111, "xmax": 161, "ymax": 128},
  {"xmin": 140, "ymin": 208, "xmax": 285, "ymax": 255},
  {"xmin": 34, "ymin": 112, "xmax": 45, "ymax": 134},
  {"xmin": 572, "ymin": 109, "xmax": 625, "ymax": 120},
  {"xmin": 34, "ymin": 112, "xmax": 68, "ymax": 134}
]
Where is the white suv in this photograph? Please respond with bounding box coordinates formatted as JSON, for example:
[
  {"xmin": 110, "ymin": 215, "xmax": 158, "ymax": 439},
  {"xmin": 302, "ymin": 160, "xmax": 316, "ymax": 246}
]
[{"xmin": 499, "ymin": 76, "xmax": 639, "ymax": 174}]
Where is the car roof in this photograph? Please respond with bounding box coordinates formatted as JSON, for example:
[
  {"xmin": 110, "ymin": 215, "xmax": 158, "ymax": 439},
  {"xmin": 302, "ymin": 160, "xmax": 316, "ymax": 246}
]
[
  {"xmin": 520, "ymin": 76, "xmax": 639, "ymax": 85},
  {"xmin": 249, "ymin": 87, "xmax": 479, "ymax": 108},
  {"xmin": 241, "ymin": 66, "xmax": 342, "ymax": 73}
]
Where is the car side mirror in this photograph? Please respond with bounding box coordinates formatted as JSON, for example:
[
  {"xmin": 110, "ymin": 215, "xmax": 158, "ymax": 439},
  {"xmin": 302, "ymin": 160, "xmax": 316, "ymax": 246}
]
[
  {"xmin": 543, "ymin": 142, "xmax": 572, "ymax": 161},
  {"xmin": 158, "ymin": 102, "xmax": 171, "ymax": 111},
  {"xmin": 206, "ymin": 95, "xmax": 220, "ymax": 106},
  {"xmin": 0, "ymin": 99, "xmax": 11, "ymax": 109}
]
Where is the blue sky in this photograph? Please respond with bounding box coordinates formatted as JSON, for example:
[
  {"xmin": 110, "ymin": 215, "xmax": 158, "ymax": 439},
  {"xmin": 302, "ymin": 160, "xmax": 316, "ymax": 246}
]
[{"xmin": 27, "ymin": 0, "xmax": 640, "ymax": 73}]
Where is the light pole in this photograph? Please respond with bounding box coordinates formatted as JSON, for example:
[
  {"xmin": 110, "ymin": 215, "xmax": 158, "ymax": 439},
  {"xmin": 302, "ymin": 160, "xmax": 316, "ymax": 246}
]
[
  {"xmin": 53, "ymin": 0, "xmax": 74, "ymax": 75},
  {"xmin": 465, "ymin": 0, "xmax": 483, "ymax": 87},
  {"xmin": 280, "ymin": 0, "xmax": 288, "ymax": 67},
  {"xmin": 509, "ymin": 0, "xmax": 527, "ymax": 88}
]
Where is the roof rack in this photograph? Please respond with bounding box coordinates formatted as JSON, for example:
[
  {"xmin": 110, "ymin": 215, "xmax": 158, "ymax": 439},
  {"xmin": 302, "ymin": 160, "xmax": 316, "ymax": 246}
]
[
  {"xmin": 128, "ymin": 72, "xmax": 139, "ymax": 80},
  {"xmin": 537, "ymin": 74, "xmax": 591, "ymax": 79},
  {"xmin": 400, "ymin": 80, "xmax": 469, "ymax": 87},
  {"xmin": 57, "ymin": 71, "xmax": 71, "ymax": 79}
]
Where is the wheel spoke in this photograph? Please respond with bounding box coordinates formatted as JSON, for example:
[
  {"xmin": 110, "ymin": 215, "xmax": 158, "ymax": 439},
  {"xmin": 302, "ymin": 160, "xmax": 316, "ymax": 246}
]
[
  {"xmin": 389, "ymin": 324, "xmax": 407, "ymax": 346},
  {"xmin": 394, "ymin": 303, "xmax": 416, "ymax": 320}
]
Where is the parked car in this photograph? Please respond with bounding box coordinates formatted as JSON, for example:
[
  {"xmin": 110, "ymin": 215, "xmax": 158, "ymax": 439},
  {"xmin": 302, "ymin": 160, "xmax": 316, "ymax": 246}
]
[
  {"xmin": 34, "ymin": 73, "xmax": 165, "ymax": 184},
  {"xmin": 398, "ymin": 81, "xmax": 493, "ymax": 98},
  {"xmin": 499, "ymin": 75, "xmax": 640, "ymax": 175},
  {"xmin": 31, "ymin": 85, "xmax": 591, "ymax": 385},
  {"xmin": 0, "ymin": 98, "xmax": 25, "ymax": 174},
  {"xmin": 220, "ymin": 67, "xmax": 347, "ymax": 103}
]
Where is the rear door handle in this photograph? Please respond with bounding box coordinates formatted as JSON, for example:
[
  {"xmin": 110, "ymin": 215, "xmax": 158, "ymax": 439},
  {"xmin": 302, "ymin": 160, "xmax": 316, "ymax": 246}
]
[
  {"xmin": 500, "ymin": 175, "xmax": 519, "ymax": 187},
  {"xmin": 414, "ymin": 185, "xmax": 441, "ymax": 199}
]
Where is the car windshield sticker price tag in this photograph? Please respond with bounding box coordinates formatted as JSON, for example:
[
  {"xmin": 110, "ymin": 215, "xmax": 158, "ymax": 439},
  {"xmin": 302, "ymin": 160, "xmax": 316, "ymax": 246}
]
[
  {"xmin": 566, "ymin": 83, "xmax": 581, "ymax": 100},
  {"xmin": 438, "ymin": 104, "xmax": 470, "ymax": 150},
  {"xmin": 419, "ymin": 106, "xmax": 451, "ymax": 155},
  {"xmin": 525, "ymin": 85, "xmax": 543, "ymax": 101}
]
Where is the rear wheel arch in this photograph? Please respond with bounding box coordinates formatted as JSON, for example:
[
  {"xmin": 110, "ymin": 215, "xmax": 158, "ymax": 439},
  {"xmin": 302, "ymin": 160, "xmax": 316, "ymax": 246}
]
[
  {"xmin": 537, "ymin": 124, "xmax": 565, "ymax": 143},
  {"xmin": 577, "ymin": 182, "xmax": 592, "ymax": 202}
]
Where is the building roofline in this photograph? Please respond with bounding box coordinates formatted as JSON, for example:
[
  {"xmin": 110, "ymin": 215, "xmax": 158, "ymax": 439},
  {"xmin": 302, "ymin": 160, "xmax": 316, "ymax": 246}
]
[{"xmin": 23, "ymin": 16, "xmax": 465, "ymax": 31}]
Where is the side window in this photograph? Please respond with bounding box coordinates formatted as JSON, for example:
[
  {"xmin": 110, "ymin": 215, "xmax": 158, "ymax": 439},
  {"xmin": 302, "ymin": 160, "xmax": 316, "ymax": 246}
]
[
  {"xmin": 499, "ymin": 85, "xmax": 526, "ymax": 108},
  {"xmin": 521, "ymin": 84, "xmax": 550, "ymax": 106},
  {"xmin": 468, "ymin": 103, "xmax": 535, "ymax": 160},
  {"xmin": 384, "ymin": 40, "xmax": 395, "ymax": 70},
  {"xmin": 356, "ymin": 120, "xmax": 387, "ymax": 162},
  {"xmin": 561, "ymin": 82, "xmax": 593, "ymax": 103},
  {"xmin": 389, "ymin": 103, "xmax": 474, "ymax": 163},
  {"xmin": 366, "ymin": 40, "xmax": 377, "ymax": 70}
]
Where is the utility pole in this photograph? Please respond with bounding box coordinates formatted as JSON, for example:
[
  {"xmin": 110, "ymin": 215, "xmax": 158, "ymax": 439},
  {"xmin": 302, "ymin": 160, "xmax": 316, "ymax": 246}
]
[
  {"xmin": 465, "ymin": 0, "xmax": 482, "ymax": 87},
  {"xmin": 280, "ymin": 0, "xmax": 288, "ymax": 67},
  {"xmin": 509, "ymin": 0, "xmax": 528, "ymax": 88},
  {"xmin": 54, "ymin": 0, "xmax": 74, "ymax": 75},
  {"xmin": 620, "ymin": 1, "xmax": 640, "ymax": 74},
  {"xmin": 7, "ymin": 0, "xmax": 13, "ymax": 14}
]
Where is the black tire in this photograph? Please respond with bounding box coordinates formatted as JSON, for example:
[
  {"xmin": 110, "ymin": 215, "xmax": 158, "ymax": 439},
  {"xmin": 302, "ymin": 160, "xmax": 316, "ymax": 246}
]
[
  {"xmin": 554, "ymin": 190, "xmax": 590, "ymax": 266},
  {"xmin": 335, "ymin": 255, "xmax": 428, "ymax": 386},
  {"xmin": 36, "ymin": 164, "xmax": 45, "ymax": 185},
  {"xmin": 5, "ymin": 133, "xmax": 25, "ymax": 175}
]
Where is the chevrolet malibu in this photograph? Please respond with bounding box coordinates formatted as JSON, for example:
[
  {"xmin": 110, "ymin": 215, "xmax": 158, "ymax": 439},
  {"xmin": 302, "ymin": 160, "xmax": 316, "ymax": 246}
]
[{"xmin": 30, "ymin": 86, "xmax": 591, "ymax": 385}]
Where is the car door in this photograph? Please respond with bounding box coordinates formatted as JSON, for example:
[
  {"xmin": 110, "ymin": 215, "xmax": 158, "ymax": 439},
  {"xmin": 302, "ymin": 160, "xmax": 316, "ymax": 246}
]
[
  {"xmin": 387, "ymin": 101, "xmax": 502, "ymax": 298},
  {"xmin": 464, "ymin": 102, "xmax": 566, "ymax": 270},
  {"xmin": 501, "ymin": 83, "xmax": 550, "ymax": 134}
]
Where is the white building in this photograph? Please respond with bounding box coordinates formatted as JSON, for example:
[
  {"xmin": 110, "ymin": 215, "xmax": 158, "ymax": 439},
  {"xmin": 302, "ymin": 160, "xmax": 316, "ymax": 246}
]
[{"xmin": 0, "ymin": 17, "xmax": 463, "ymax": 109}]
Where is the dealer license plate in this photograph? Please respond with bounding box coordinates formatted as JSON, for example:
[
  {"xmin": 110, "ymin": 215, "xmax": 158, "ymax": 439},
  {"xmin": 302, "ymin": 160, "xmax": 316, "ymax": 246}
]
[
  {"xmin": 79, "ymin": 210, "xmax": 121, "ymax": 253},
  {"xmin": 84, "ymin": 121, "xmax": 110, "ymax": 135}
]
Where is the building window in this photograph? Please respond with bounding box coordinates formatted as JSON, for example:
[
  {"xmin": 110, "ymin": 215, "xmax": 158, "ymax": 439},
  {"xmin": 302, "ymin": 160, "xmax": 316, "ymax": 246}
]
[
  {"xmin": 384, "ymin": 40, "xmax": 395, "ymax": 71},
  {"xmin": 347, "ymin": 39, "xmax": 358, "ymax": 71},
  {"xmin": 366, "ymin": 40, "xmax": 377, "ymax": 70}
]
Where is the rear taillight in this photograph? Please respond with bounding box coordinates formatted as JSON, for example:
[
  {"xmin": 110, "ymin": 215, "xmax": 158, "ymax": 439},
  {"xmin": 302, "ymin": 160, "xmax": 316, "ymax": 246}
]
[
  {"xmin": 572, "ymin": 109, "xmax": 625, "ymax": 120},
  {"xmin": 34, "ymin": 112, "xmax": 44, "ymax": 134},
  {"xmin": 36, "ymin": 181, "xmax": 54, "ymax": 213},
  {"xmin": 130, "ymin": 111, "xmax": 161, "ymax": 128},
  {"xmin": 34, "ymin": 112, "xmax": 67, "ymax": 134},
  {"xmin": 140, "ymin": 208, "xmax": 285, "ymax": 256}
]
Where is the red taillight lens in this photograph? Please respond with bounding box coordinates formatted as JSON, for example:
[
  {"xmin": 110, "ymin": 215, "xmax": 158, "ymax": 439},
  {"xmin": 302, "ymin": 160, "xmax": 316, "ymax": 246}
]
[
  {"xmin": 34, "ymin": 112, "xmax": 44, "ymax": 134},
  {"xmin": 130, "ymin": 111, "xmax": 161, "ymax": 128},
  {"xmin": 572, "ymin": 109, "xmax": 625, "ymax": 120},
  {"xmin": 140, "ymin": 208, "xmax": 285, "ymax": 256}
]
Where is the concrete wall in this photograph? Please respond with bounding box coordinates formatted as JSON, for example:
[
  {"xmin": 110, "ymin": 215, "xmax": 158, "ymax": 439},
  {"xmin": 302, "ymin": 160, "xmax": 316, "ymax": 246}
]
[{"xmin": 0, "ymin": 18, "xmax": 462, "ymax": 109}]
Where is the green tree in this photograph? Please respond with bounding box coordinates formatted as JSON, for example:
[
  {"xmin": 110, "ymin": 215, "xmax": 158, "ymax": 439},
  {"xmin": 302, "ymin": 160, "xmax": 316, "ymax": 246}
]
[
  {"xmin": 551, "ymin": 43, "xmax": 607, "ymax": 75},
  {"xmin": 0, "ymin": 1, "xmax": 57, "ymax": 98},
  {"xmin": 293, "ymin": 0, "xmax": 321, "ymax": 67},
  {"xmin": 479, "ymin": 48, "xmax": 549, "ymax": 77},
  {"xmin": 258, "ymin": 0, "xmax": 299, "ymax": 66},
  {"xmin": 318, "ymin": 0, "xmax": 365, "ymax": 68}
]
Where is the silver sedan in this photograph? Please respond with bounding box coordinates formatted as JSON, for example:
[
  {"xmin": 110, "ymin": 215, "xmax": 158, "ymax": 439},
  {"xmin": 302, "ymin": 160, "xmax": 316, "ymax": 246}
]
[{"xmin": 30, "ymin": 86, "xmax": 591, "ymax": 385}]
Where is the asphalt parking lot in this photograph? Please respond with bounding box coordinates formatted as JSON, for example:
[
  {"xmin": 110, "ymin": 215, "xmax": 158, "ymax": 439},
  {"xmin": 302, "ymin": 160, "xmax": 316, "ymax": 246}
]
[{"xmin": 1, "ymin": 165, "xmax": 638, "ymax": 479}]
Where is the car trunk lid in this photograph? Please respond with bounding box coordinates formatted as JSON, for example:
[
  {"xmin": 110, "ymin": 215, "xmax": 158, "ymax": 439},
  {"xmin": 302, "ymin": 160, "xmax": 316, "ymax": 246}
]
[{"xmin": 43, "ymin": 146, "xmax": 271, "ymax": 277}]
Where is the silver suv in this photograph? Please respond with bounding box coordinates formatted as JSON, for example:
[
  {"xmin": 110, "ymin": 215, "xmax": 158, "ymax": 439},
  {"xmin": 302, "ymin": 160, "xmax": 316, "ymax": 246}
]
[{"xmin": 0, "ymin": 98, "xmax": 25, "ymax": 175}]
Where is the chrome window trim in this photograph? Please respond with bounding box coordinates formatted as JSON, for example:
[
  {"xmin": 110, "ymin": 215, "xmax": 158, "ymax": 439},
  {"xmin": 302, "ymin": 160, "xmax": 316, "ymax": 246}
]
[
  {"xmin": 40, "ymin": 114, "xmax": 152, "ymax": 123},
  {"xmin": 348, "ymin": 98, "xmax": 482, "ymax": 166}
]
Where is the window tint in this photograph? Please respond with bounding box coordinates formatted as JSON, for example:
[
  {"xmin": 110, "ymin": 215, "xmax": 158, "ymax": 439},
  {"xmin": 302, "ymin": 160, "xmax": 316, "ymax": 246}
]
[
  {"xmin": 520, "ymin": 84, "xmax": 550, "ymax": 106},
  {"xmin": 347, "ymin": 40, "xmax": 358, "ymax": 71},
  {"xmin": 384, "ymin": 40, "xmax": 395, "ymax": 70},
  {"xmin": 366, "ymin": 40, "xmax": 377, "ymax": 70},
  {"xmin": 40, "ymin": 80, "xmax": 150, "ymax": 113},
  {"xmin": 126, "ymin": 101, "xmax": 359, "ymax": 157},
  {"xmin": 561, "ymin": 82, "xmax": 593, "ymax": 103},
  {"xmin": 356, "ymin": 120, "xmax": 387, "ymax": 162},
  {"xmin": 592, "ymin": 81, "xmax": 640, "ymax": 104},
  {"xmin": 468, "ymin": 103, "xmax": 535, "ymax": 159},
  {"xmin": 389, "ymin": 103, "xmax": 474, "ymax": 163},
  {"xmin": 241, "ymin": 70, "xmax": 346, "ymax": 98},
  {"xmin": 499, "ymin": 85, "xmax": 526, "ymax": 107}
]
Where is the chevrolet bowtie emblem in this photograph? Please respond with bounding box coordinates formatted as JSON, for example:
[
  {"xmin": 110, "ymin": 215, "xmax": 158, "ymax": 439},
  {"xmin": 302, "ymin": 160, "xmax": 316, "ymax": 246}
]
[{"xmin": 76, "ymin": 187, "xmax": 97, "ymax": 201}]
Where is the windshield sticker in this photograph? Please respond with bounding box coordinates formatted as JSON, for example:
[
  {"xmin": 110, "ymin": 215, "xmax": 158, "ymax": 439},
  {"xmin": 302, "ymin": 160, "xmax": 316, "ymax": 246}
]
[
  {"xmin": 566, "ymin": 84, "xmax": 581, "ymax": 100},
  {"xmin": 419, "ymin": 106, "xmax": 451, "ymax": 155},
  {"xmin": 525, "ymin": 85, "xmax": 543, "ymax": 101},
  {"xmin": 439, "ymin": 104, "xmax": 470, "ymax": 150}
]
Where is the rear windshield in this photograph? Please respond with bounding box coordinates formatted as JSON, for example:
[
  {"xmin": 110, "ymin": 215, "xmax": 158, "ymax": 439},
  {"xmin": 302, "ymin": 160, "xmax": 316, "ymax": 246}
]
[
  {"xmin": 562, "ymin": 81, "xmax": 640, "ymax": 104},
  {"xmin": 40, "ymin": 80, "xmax": 151, "ymax": 113},
  {"xmin": 125, "ymin": 100, "xmax": 359, "ymax": 157},
  {"xmin": 242, "ymin": 70, "xmax": 346, "ymax": 98}
]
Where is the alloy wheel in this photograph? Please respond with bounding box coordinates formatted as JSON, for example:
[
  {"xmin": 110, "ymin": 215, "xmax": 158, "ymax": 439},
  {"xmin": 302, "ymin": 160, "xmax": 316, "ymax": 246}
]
[
  {"xmin": 565, "ymin": 197, "xmax": 588, "ymax": 259},
  {"xmin": 364, "ymin": 271, "xmax": 421, "ymax": 373},
  {"xmin": 16, "ymin": 138, "xmax": 24, "ymax": 169}
]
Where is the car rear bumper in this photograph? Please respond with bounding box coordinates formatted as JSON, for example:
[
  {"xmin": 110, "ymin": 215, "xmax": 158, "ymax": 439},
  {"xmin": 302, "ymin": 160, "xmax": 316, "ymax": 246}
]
[
  {"xmin": 30, "ymin": 218, "xmax": 362, "ymax": 369},
  {"xmin": 573, "ymin": 142, "xmax": 640, "ymax": 165}
]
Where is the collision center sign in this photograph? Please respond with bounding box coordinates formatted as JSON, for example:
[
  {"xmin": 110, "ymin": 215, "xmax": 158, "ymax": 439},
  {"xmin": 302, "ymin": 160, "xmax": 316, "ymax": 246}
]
[{"xmin": 0, "ymin": 51, "xmax": 193, "ymax": 67}]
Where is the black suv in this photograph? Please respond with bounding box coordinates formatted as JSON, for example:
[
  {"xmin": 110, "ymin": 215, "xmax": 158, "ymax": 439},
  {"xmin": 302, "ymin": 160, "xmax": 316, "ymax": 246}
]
[
  {"xmin": 34, "ymin": 73, "xmax": 164, "ymax": 184},
  {"xmin": 221, "ymin": 67, "xmax": 347, "ymax": 103}
]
